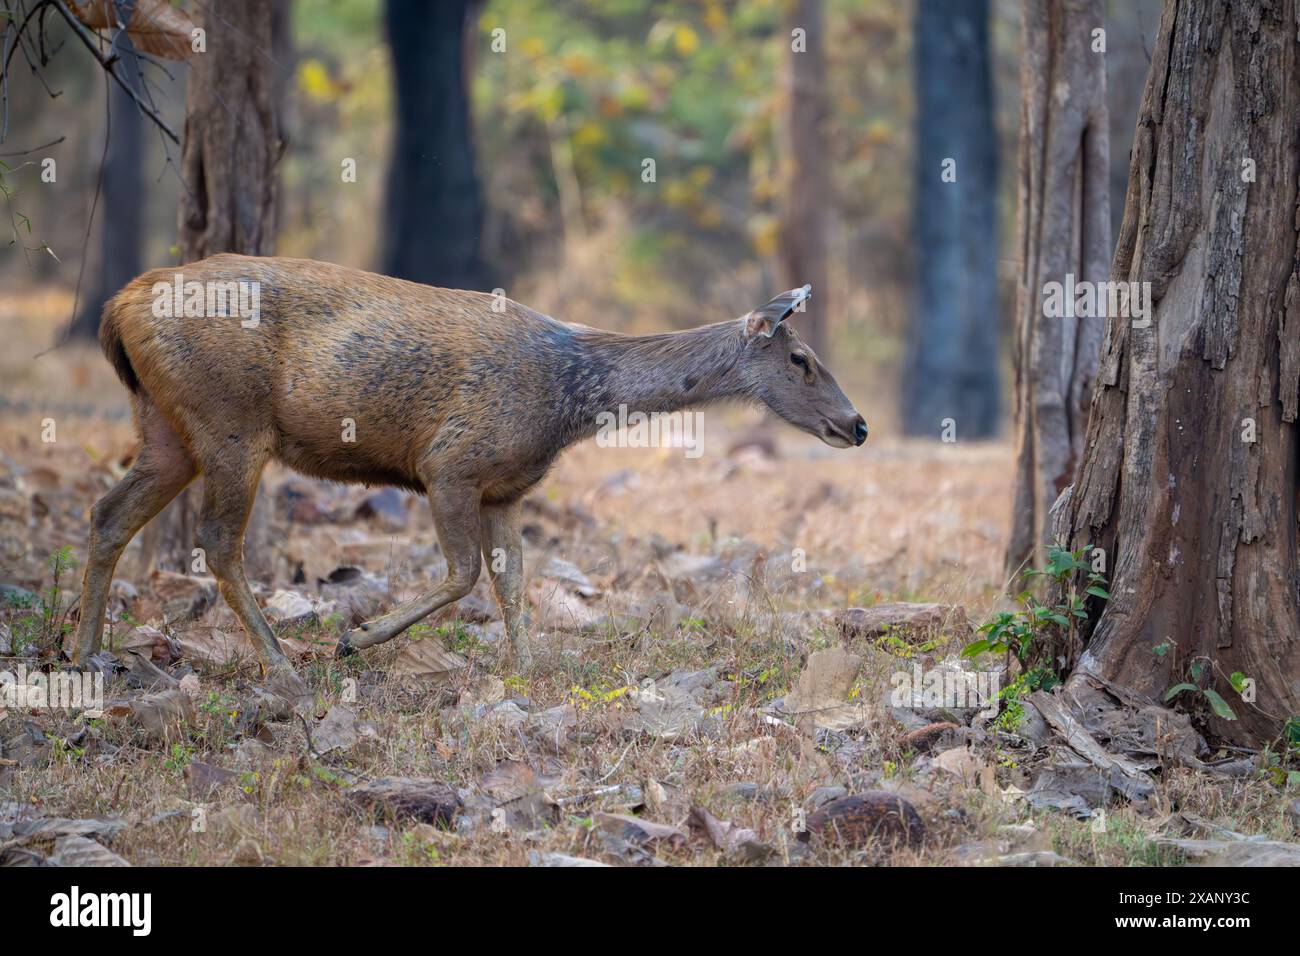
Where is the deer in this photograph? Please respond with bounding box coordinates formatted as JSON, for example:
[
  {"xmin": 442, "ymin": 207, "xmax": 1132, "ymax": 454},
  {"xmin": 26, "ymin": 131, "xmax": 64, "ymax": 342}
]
[{"xmin": 72, "ymin": 255, "xmax": 868, "ymax": 707}]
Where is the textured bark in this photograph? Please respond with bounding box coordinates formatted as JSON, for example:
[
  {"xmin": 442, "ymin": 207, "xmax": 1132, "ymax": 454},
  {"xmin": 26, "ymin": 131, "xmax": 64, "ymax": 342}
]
[
  {"xmin": 1062, "ymin": 0, "xmax": 1300, "ymax": 746},
  {"xmin": 147, "ymin": 0, "xmax": 280, "ymax": 576},
  {"xmin": 380, "ymin": 0, "xmax": 487, "ymax": 291},
  {"xmin": 901, "ymin": 0, "xmax": 1001, "ymax": 438},
  {"xmin": 70, "ymin": 36, "xmax": 144, "ymax": 339},
  {"xmin": 176, "ymin": 1, "xmax": 278, "ymax": 261},
  {"xmin": 1006, "ymin": 0, "xmax": 1110, "ymax": 575},
  {"xmin": 776, "ymin": 0, "xmax": 830, "ymax": 357}
]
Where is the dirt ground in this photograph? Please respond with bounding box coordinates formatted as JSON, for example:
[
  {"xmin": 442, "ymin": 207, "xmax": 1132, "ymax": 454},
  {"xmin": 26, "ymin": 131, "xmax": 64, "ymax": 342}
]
[{"xmin": 2, "ymin": 290, "xmax": 1296, "ymax": 867}]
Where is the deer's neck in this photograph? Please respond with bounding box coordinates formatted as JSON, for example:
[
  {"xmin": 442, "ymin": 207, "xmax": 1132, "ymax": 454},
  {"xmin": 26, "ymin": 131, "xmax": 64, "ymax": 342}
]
[{"xmin": 559, "ymin": 320, "xmax": 750, "ymax": 445}]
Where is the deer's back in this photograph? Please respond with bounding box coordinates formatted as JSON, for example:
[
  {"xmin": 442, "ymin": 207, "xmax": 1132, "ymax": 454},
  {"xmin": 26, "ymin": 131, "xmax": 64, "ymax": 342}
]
[{"xmin": 113, "ymin": 255, "xmax": 571, "ymax": 496}]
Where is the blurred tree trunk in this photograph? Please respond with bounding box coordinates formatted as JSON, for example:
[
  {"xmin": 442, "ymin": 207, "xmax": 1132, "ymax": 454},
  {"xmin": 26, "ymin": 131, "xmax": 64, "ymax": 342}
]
[
  {"xmin": 776, "ymin": 0, "xmax": 829, "ymax": 357},
  {"xmin": 901, "ymin": 0, "xmax": 1000, "ymax": 439},
  {"xmin": 1057, "ymin": 0, "xmax": 1300, "ymax": 747},
  {"xmin": 1103, "ymin": 0, "xmax": 1161, "ymax": 253},
  {"xmin": 1005, "ymin": 0, "xmax": 1109, "ymax": 576},
  {"xmin": 380, "ymin": 0, "xmax": 487, "ymax": 291},
  {"xmin": 146, "ymin": 0, "xmax": 281, "ymax": 577},
  {"xmin": 69, "ymin": 36, "xmax": 143, "ymax": 339}
]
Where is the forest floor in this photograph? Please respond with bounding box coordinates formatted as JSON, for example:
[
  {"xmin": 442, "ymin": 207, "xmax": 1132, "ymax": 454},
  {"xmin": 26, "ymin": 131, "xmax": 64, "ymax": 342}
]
[{"xmin": 1, "ymin": 290, "xmax": 1297, "ymax": 867}]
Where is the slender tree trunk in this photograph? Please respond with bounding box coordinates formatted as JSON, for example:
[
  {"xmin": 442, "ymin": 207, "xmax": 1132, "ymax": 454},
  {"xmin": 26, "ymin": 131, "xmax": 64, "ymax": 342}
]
[
  {"xmin": 901, "ymin": 0, "xmax": 1001, "ymax": 439},
  {"xmin": 1059, "ymin": 0, "xmax": 1300, "ymax": 747},
  {"xmin": 380, "ymin": 0, "xmax": 487, "ymax": 290},
  {"xmin": 776, "ymin": 0, "xmax": 830, "ymax": 357},
  {"xmin": 69, "ymin": 36, "xmax": 143, "ymax": 339},
  {"xmin": 1006, "ymin": 0, "xmax": 1109, "ymax": 575},
  {"xmin": 176, "ymin": 2, "xmax": 278, "ymax": 260},
  {"xmin": 147, "ymin": 0, "xmax": 280, "ymax": 576}
]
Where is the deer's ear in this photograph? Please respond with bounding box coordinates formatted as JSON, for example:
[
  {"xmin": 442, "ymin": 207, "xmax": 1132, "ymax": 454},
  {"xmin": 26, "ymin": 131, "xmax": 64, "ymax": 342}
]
[{"xmin": 743, "ymin": 284, "xmax": 812, "ymax": 338}]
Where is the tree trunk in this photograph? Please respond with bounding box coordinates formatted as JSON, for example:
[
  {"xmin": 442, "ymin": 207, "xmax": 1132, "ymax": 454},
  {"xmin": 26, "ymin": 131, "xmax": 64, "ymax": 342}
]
[
  {"xmin": 1060, "ymin": 0, "xmax": 1300, "ymax": 747},
  {"xmin": 146, "ymin": 0, "xmax": 280, "ymax": 577},
  {"xmin": 901, "ymin": 0, "xmax": 1001, "ymax": 439},
  {"xmin": 380, "ymin": 0, "xmax": 487, "ymax": 291},
  {"xmin": 69, "ymin": 36, "xmax": 144, "ymax": 339},
  {"xmin": 776, "ymin": 0, "xmax": 830, "ymax": 358},
  {"xmin": 1006, "ymin": 0, "xmax": 1109, "ymax": 576},
  {"xmin": 176, "ymin": 1, "xmax": 278, "ymax": 260}
]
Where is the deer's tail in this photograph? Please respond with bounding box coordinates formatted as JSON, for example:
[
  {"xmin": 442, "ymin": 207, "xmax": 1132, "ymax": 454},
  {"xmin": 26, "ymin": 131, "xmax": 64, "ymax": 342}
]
[{"xmin": 99, "ymin": 291, "xmax": 140, "ymax": 394}]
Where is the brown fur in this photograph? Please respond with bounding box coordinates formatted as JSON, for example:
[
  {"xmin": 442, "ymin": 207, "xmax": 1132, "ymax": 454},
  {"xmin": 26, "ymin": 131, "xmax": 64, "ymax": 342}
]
[{"xmin": 73, "ymin": 255, "xmax": 865, "ymax": 674}]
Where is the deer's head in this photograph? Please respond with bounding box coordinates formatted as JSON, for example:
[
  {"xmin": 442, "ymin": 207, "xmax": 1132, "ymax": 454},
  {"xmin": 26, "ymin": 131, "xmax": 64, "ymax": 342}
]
[{"xmin": 740, "ymin": 286, "xmax": 867, "ymax": 448}]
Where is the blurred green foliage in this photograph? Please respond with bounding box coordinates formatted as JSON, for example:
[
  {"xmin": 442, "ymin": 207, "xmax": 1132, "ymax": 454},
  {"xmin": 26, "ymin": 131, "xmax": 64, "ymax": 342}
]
[{"xmin": 281, "ymin": 0, "xmax": 913, "ymax": 342}]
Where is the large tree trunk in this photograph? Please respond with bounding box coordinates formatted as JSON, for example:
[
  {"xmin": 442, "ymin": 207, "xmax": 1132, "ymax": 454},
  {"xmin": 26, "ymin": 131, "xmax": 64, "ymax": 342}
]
[
  {"xmin": 901, "ymin": 0, "xmax": 1001, "ymax": 439},
  {"xmin": 1060, "ymin": 0, "xmax": 1300, "ymax": 747},
  {"xmin": 1005, "ymin": 0, "xmax": 1109, "ymax": 575},
  {"xmin": 146, "ymin": 0, "xmax": 280, "ymax": 577},
  {"xmin": 775, "ymin": 0, "xmax": 830, "ymax": 357},
  {"xmin": 69, "ymin": 36, "xmax": 144, "ymax": 339},
  {"xmin": 380, "ymin": 0, "xmax": 487, "ymax": 291}
]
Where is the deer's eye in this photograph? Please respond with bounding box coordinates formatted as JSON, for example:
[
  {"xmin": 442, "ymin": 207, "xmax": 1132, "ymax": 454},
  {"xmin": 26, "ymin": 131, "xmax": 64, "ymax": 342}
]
[{"xmin": 791, "ymin": 353, "xmax": 810, "ymax": 371}]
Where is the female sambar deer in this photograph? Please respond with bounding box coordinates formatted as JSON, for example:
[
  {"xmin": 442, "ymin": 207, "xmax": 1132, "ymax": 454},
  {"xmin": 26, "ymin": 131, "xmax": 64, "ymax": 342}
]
[{"xmin": 73, "ymin": 256, "xmax": 867, "ymax": 703}]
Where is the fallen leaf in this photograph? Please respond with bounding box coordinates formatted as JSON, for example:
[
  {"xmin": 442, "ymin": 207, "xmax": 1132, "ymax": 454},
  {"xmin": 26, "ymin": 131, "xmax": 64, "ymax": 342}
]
[{"xmin": 784, "ymin": 646, "xmax": 868, "ymax": 731}]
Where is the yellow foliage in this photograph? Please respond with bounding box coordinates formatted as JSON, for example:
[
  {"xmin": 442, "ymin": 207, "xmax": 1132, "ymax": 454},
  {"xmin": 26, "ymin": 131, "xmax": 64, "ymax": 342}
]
[
  {"xmin": 560, "ymin": 52, "xmax": 595, "ymax": 77},
  {"xmin": 687, "ymin": 166, "xmax": 714, "ymax": 188},
  {"xmin": 572, "ymin": 121, "xmax": 607, "ymax": 149},
  {"xmin": 704, "ymin": 2, "xmax": 727, "ymax": 33},
  {"xmin": 663, "ymin": 180, "xmax": 695, "ymax": 207},
  {"xmin": 298, "ymin": 58, "xmax": 339, "ymax": 103},
  {"xmin": 865, "ymin": 118, "xmax": 894, "ymax": 146},
  {"xmin": 693, "ymin": 204, "xmax": 724, "ymax": 229},
  {"xmin": 617, "ymin": 82, "xmax": 652, "ymax": 111},
  {"xmin": 674, "ymin": 23, "xmax": 699, "ymax": 56},
  {"xmin": 751, "ymin": 215, "xmax": 780, "ymax": 257}
]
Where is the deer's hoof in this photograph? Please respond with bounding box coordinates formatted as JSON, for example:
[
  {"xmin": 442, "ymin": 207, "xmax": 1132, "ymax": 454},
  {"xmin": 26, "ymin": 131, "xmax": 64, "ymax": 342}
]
[{"xmin": 335, "ymin": 634, "xmax": 356, "ymax": 658}]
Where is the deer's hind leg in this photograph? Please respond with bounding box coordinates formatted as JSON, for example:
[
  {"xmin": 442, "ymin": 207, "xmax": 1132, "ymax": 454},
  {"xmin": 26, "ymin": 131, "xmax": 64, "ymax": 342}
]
[
  {"xmin": 481, "ymin": 500, "xmax": 531, "ymax": 665},
  {"xmin": 194, "ymin": 448, "xmax": 312, "ymax": 714},
  {"xmin": 337, "ymin": 481, "xmax": 481, "ymax": 654},
  {"xmin": 191, "ymin": 445, "xmax": 288, "ymax": 677},
  {"xmin": 71, "ymin": 401, "xmax": 196, "ymax": 663}
]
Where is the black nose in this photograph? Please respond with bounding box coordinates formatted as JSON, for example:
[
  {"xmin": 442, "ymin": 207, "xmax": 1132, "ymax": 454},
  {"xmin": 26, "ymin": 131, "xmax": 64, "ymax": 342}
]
[{"xmin": 853, "ymin": 417, "xmax": 868, "ymax": 445}]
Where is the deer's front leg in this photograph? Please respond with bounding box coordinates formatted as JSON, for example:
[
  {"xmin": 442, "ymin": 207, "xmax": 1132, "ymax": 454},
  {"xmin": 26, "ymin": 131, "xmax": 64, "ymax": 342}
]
[
  {"xmin": 481, "ymin": 500, "xmax": 531, "ymax": 665},
  {"xmin": 337, "ymin": 484, "xmax": 481, "ymax": 655}
]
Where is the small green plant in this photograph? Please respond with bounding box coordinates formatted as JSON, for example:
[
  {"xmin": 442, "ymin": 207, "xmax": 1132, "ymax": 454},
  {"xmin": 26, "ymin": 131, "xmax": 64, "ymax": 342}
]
[
  {"xmin": 963, "ymin": 546, "xmax": 1106, "ymax": 730},
  {"xmin": 875, "ymin": 623, "xmax": 941, "ymax": 658},
  {"xmin": 1263, "ymin": 717, "xmax": 1300, "ymax": 787},
  {"xmin": 992, "ymin": 667, "xmax": 1059, "ymax": 731},
  {"xmin": 164, "ymin": 742, "xmax": 194, "ymax": 775},
  {"xmin": 1170, "ymin": 660, "xmax": 1237, "ymax": 723},
  {"xmin": 6, "ymin": 547, "xmax": 80, "ymax": 655},
  {"xmin": 399, "ymin": 831, "xmax": 442, "ymax": 865},
  {"xmin": 567, "ymin": 682, "xmax": 632, "ymax": 710},
  {"xmin": 1162, "ymin": 659, "xmax": 1239, "ymax": 722},
  {"xmin": 195, "ymin": 690, "xmax": 242, "ymax": 748},
  {"xmin": 50, "ymin": 736, "xmax": 86, "ymax": 766},
  {"xmin": 436, "ymin": 620, "xmax": 481, "ymax": 653},
  {"xmin": 963, "ymin": 545, "xmax": 1108, "ymax": 679},
  {"xmin": 503, "ymin": 674, "xmax": 529, "ymax": 694}
]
